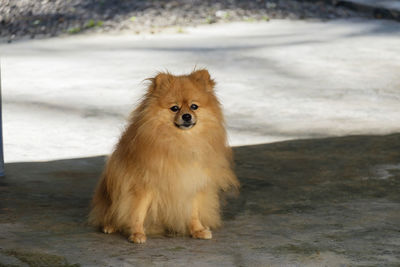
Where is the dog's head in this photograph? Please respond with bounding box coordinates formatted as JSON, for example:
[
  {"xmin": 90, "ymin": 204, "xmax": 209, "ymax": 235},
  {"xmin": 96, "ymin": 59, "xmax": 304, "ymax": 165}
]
[{"xmin": 144, "ymin": 69, "xmax": 223, "ymax": 131}]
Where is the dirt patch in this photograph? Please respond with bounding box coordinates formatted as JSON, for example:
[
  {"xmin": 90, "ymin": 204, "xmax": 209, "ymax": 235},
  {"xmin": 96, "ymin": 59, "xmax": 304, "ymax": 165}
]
[{"xmin": 3, "ymin": 249, "xmax": 80, "ymax": 267}]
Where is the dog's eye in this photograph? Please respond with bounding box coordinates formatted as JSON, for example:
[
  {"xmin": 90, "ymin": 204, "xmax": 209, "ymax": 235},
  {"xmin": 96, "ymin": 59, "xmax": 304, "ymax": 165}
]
[
  {"xmin": 170, "ymin": 105, "xmax": 180, "ymax": 112},
  {"xmin": 190, "ymin": 104, "xmax": 198, "ymax": 110}
]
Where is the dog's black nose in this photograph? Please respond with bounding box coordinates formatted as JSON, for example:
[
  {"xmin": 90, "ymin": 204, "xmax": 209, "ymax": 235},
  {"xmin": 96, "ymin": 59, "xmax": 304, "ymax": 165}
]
[{"xmin": 182, "ymin": 113, "xmax": 192, "ymax": 122}]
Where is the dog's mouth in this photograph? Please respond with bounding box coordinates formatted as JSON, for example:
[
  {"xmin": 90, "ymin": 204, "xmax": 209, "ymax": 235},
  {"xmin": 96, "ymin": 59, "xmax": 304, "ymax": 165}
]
[{"xmin": 174, "ymin": 122, "xmax": 196, "ymax": 130}]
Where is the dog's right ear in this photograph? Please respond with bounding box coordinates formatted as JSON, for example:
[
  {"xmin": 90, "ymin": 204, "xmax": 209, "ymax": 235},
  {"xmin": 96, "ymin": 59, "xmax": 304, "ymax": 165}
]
[{"xmin": 147, "ymin": 72, "xmax": 171, "ymax": 94}]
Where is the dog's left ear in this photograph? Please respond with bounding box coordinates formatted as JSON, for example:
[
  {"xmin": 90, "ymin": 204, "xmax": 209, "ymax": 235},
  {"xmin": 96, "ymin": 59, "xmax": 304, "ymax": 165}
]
[{"xmin": 189, "ymin": 69, "xmax": 216, "ymax": 92}]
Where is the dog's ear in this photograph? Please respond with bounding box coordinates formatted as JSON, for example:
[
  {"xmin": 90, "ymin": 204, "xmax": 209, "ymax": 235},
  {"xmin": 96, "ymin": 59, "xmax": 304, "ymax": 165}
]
[
  {"xmin": 147, "ymin": 72, "xmax": 172, "ymax": 94},
  {"xmin": 189, "ymin": 69, "xmax": 215, "ymax": 91}
]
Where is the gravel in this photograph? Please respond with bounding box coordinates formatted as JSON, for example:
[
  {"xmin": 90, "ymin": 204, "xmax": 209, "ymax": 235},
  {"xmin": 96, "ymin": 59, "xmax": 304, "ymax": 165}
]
[{"xmin": 0, "ymin": 0, "xmax": 370, "ymax": 43}]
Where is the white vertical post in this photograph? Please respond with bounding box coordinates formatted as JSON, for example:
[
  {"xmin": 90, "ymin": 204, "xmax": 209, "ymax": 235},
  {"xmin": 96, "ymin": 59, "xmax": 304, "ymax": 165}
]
[{"xmin": 0, "ymin": 63, "xmax": 4, "ymax": 177}]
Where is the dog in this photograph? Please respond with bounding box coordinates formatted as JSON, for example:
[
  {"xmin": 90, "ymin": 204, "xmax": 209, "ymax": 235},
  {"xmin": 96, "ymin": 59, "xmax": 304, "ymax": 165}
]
[{"xmin": 89, "ymin": 69, "xmax": 239, "ymax": 243}]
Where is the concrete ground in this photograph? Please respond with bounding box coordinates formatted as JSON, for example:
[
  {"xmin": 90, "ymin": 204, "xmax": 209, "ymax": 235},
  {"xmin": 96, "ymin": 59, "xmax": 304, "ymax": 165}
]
[{"xmin": 1, "ymin": 19, "xmax": 400, "ymax": 266}]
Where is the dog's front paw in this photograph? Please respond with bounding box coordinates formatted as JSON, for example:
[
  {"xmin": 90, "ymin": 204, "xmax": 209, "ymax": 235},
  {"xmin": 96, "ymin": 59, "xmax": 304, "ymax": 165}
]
[
  {"xmin": 129, "ymin": 232, "xmax": 147, "ymax": 244},
  {"xmin": 102, "ymin": 225, "xmax": 116, "ymax": 234},
  {"xmin": 191, "ymin": 228, "xmax": 212, "ymax": 240}
]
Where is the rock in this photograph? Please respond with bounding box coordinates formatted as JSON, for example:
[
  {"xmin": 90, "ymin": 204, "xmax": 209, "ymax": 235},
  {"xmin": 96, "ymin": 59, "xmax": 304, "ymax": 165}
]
[{"xmin": 215, "ymin": 10, "xmax": 228, "ymax": 18}]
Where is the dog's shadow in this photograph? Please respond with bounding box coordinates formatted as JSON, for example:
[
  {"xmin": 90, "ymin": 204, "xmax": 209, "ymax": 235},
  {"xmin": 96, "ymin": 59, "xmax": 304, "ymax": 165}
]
[{"xmin": 224, "ymin": 133, "xmax": 400, "ymax": 220}]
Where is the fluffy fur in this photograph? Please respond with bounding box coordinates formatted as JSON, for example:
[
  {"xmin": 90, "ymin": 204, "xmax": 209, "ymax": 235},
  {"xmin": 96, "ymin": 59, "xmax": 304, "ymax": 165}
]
[{"xmin": 89, "ymin": 69, "xmax": 239, "ymax": 243}]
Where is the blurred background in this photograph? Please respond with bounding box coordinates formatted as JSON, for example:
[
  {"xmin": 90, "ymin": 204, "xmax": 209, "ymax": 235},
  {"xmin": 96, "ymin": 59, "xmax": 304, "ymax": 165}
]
[{"xmin": 2, "ymin": 0, "xmax": 394, "ymax": 43}]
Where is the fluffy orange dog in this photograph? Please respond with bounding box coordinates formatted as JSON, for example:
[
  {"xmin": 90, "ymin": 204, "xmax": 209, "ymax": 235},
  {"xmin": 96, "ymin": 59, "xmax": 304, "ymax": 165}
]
[{"xmin": 89, "ymin": 69, "xmax": 239, "ymax": 243}]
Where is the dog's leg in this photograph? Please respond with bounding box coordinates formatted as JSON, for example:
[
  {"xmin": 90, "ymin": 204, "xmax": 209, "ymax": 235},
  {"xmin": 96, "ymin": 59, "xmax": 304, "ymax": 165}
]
[
  {"xmin": 102, "ymin": 225, "xmax": 116, "ymax": 234},
  {"xmin": 190, "ymin": 194, "xmax": 212, "ymax": 240},
  {"xmin": 128, "ymin": 191, "xmax": 152, "ymax": 244}
]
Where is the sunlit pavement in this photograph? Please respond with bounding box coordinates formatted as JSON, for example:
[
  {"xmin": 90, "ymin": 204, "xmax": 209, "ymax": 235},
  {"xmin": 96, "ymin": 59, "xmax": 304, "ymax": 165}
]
[{"xmin": 2, "ymin": 19, "xmax": 400, "ymax": 162}]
